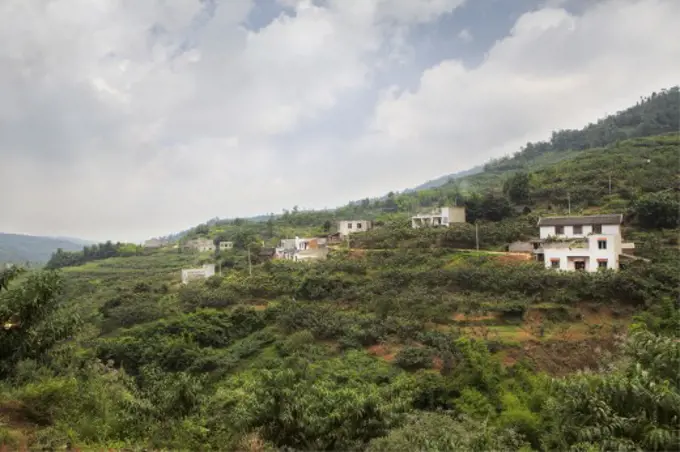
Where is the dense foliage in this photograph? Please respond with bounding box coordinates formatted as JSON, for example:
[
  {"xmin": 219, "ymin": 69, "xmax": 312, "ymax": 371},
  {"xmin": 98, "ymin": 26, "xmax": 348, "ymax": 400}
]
[
  {"xmin": 2, "ymin": 238, "xmax": 679, "ymax": 450},
  {"xmin": 46, "ymin": 241, "xmax": 142, "ymax": 269}
]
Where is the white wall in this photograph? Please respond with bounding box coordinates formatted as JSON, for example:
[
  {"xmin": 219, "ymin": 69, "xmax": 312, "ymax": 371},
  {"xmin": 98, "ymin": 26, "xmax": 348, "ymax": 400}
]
[
  {"xmin": 443, "ymin": 207, "xmax": 466, "ymax": 224},
  {"xmin": 338, "ymin": 220, "xmax": 371, "ymax": 236},
  {"xmin": 412, "ymin": 207, "xmax": 465, "ymax": 228},
  {"xmin": 539, "ymin": 224, "xmax": 621, "ymax": 239},
  {"xmin": 542, "ymin": 234, "xmax": 620, "ymax": 272},
  {"xmin": 181, "ymin": 264, "xmax": 216, "ymax": 284}
]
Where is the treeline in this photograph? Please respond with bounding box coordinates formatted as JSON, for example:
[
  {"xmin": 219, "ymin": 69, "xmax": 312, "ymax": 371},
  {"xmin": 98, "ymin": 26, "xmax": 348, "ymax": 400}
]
[
  {"xmin": 485, "ymin": 87, "xmax": 679, "ymax": 172},
  {"xmin": 45, "ymin": 241, "xmax": 141, "ymax": 269}
]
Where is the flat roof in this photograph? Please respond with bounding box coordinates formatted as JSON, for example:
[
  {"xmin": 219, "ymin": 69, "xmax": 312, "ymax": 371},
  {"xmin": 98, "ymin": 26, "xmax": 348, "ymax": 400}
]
[{"xmin": 538, "ymin": 214, "xmax": 623, "ymax": 227}]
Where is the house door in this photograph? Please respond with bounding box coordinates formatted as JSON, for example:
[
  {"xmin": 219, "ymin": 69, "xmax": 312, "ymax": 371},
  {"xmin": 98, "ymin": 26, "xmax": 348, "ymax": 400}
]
[{"xmin": 574, "ymin": 261, "xmax": 586, "ymax": 271}]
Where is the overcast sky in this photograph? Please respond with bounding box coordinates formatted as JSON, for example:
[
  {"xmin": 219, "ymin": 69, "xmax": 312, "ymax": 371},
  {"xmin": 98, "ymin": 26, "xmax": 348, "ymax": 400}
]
[{"xmin": 1, "ymin": 0, "xmax": 679, "ymax": 242}]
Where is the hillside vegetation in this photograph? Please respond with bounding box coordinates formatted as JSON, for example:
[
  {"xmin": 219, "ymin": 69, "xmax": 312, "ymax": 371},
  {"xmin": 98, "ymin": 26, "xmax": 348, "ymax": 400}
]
[{"xmin": 2, "ymin": 88, "xmax": 679, "ymax": 450}]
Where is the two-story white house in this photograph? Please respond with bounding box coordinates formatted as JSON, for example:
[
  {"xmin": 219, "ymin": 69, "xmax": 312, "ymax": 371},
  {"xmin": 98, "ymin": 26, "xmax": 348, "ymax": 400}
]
[
  {"xmin": 337, "ymin": 220, "xmax": 372, "ymax": 237},
  {"xmin": 535, "ymin": 214, "xmax": 635, "ymax": 272},
  {"xmin": 411, "ymin": 206, "xmax": 466, "ymax": 228}
]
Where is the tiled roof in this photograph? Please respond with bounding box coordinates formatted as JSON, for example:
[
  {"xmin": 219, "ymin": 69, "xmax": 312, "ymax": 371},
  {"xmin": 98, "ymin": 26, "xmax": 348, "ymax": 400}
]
[{"xmin": 538, "ymin": 214, "xmax": 623, "ymax": 227}]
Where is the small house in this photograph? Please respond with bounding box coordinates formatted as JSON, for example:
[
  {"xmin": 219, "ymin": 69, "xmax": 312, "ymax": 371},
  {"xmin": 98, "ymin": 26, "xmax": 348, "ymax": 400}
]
[
  {"xmin": 337, "ymin": 220, "xmax": 373, "ymax": 237},
  {"xmin": 218, "ymin": 241, "xmax": 234, "ymax": 251},
  {"xmin": 411, "ymin": 207, "xmax": 466, "ymax": 228},
  {"xmin": 181, "ymin": 264, "xmax": 216, "ymax": 284},
  {"xmin": 185, "ymin": 238, "xmax": 215, "ymax": 252}
]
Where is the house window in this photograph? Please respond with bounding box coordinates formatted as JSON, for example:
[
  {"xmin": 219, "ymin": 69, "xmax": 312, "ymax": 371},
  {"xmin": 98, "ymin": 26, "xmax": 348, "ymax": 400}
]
[
  {"xmin": 347, "ymin": 223, "xmax": 352, "ymax": 229},
  {"xmin": 357, "ymin": 223, "xmax": 362, "ymax": 229},
  {"xmin": 598, "ymin": 260, "xmax": 608, "ymax": 269},
  {"xmin": 598, "ymin": 240, "xmax": 607, "ymax": 250},
  {"xmin": 593, "ymin": 224, "xmax": 602, "ymax": 234},
  {"xmin": 574, "ymin": 261, "xmax": 586, "ymax": 271},
  {"xmin": 555, "ymin": 226, "xmax": 564, "ymax": 235},
  {"xmin": 573, "ymin": 225, "xmax": 583, "ymax": 235},
  {"xmin": 550, "ymin": 259, "xmax": 560, "ymax": 269}
]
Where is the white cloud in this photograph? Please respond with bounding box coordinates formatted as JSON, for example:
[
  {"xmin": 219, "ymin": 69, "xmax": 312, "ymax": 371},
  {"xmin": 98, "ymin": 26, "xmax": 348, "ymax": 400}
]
[
  {"xmin": 340, "ymin": 0, "xmax": 680, "ymax": 199},
  {"xmin": 0, "ymin": 0, "xmax": 679, "ymax": 242},
  {"xmin": 0, "ymin": 0, "xmax": 461, "ymax": 241}
]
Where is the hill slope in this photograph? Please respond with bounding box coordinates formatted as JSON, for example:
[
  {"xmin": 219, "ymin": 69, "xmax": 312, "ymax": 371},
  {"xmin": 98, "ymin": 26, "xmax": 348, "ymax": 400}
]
[
  {"xmin": 0, "ymin": 233, "xmax": 85, "ymax": 264},
  {"xmin": 169, "ymin": 86, "xmax": 678, "ymax": 238}
]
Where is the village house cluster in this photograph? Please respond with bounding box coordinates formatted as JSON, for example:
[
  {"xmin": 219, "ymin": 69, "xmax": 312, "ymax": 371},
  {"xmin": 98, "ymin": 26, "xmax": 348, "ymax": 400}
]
[{"xmin": 140, "ymin": 207, "xmax": 642, "ymax": 284}]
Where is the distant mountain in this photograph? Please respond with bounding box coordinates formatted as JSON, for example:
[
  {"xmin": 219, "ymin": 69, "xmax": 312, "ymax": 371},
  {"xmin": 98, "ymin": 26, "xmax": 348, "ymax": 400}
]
[
  {"xmin": 0, "ymin": 233, "xmax": 85, "ymax": 264},
  {"xmin": 52, "ymin": 236, "xmax": 95, "ymax": 246}
]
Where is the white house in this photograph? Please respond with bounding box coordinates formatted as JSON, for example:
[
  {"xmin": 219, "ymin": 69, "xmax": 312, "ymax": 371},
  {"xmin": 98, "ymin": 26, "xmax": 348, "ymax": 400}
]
[
  {"xmin": 218, "ymin": 241, "xmax": 234, "ymax": 251},
  {"xmin": 181, "ymin": 264, "xmax": 216, "ymax": 284},
  {"xmin": 411, "ymin": 206, "xmax": 466, "ymax": 228},
  {"xmin": 185, "ymin": 238, "xmax": 215, "ymax": 252},
  {"xmin": 535, "ymin": 214, "xmax": 635, "ymax": 272},
  {"xmin": 337, "ymin": 220, "xmax": 372, "ymax": 236}
]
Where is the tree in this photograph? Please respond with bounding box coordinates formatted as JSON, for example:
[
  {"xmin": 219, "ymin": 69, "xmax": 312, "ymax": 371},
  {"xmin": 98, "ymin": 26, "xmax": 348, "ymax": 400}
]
[
  {"xmin": 194, "ymin": 224, "xmax": 210, "ymax": 235},
  {"xmin": 266, "ymin": 215, "xmax": 275, "ymax": 238},
  {"xmin": 503, "ymin": 172, "xmax": 531, "ymax": 204},
  {"xmin": 0, "ymin": 268, "xmax": 81, "ymax": 377},
  {"xmin": 542, "ymin": 329, "xmax": 680, "ymax": 451},
  {"xmin": 631, "ymin": 191, "xmax": 680, "ymax": 229}
]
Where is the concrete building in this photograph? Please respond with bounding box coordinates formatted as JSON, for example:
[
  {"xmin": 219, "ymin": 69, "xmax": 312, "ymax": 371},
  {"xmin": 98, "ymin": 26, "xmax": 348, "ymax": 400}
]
[
  {"xmin": 218, "ymin": 241, "xmax": 234, "ymax": 251},
  {"xmin": 184, "ymin": 238, "xmax": 215, "ymax": 252},
  {"xmin": 337, "ymin": 220, "xmax": 373, "ymax": 236},
  {"xmin": 181, "ymin": 264, "xmax": 216, "ymax": 284},
  {"xmin": 411, "ymin": 206, "xmax": 466, "ymax": 228},
  {"xmin": 275, "ymin": 236, "xmax": 329, "ymax": 262},
  {"xmin": 534, "ymin": 214, "xmax": 635, "ymax": 272},
  {"xmin": 143, "ymin": 238, "xmax": 168, "ymax": 248}
]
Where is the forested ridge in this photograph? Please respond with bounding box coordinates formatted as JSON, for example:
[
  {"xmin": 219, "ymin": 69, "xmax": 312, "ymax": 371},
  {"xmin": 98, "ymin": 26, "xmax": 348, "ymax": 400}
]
[{"xmin": 2, "ymin": 88, "xmax": 679, "ymax": 450}]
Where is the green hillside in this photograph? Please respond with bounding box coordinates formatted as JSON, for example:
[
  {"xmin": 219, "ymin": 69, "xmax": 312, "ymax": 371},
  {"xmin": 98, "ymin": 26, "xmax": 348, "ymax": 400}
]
[
  {"xmin": 1, "ymin": 88, "xmax": 679, "ymax": 450},
  {"xmin": 0, "ymin": 233, "xmax": 85, "ymax": 265}
]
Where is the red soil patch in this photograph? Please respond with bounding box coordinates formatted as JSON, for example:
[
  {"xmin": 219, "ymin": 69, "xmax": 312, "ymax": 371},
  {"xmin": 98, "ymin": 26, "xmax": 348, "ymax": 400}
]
[
  {"xmin": 432, "ymin": 356, "xmax": 443, "ymax": 371},
  {"xmin": 0, "ymin": 401, "xmax": 35, "ymax": 450},
  {"xmin": 503, "ymin": 337, "xmax": 620, "ymax": 376},
  {"xmin": 348, "ymin": 250, "xmax": 367, "ymax": 259},
  {"xmin": 499, "ymin": 352, "xmax": 518, "ymax": 367},
  {"xmin": 493, "ymin": 253, "xmax": 532, "ymax": 264},
  {"xmin": 367, "ymin": 344, "xmax": 400, "ymax": 362}
]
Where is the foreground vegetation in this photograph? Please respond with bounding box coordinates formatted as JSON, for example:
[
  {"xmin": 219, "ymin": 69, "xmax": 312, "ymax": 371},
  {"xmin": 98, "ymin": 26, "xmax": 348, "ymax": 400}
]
[{"xmin": 1, "ymin": 242, "xmax": 679, "ymax": 450}]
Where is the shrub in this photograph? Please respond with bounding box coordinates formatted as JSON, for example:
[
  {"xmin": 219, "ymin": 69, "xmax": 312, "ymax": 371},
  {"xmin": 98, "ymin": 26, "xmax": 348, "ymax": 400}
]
[{"xmin": 394, "ymin": 347, "xmax": 434, "ymax": 371}]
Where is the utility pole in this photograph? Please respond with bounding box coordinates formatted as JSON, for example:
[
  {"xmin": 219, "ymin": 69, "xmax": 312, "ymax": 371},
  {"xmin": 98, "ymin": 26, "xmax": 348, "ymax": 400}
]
[
  {"xmin": 567, "ymin": 192, "xmax": 571, "ymax": 215},
  {"xmin": 247, "ymin": 245, "xmax": 252, "ymax": 277},
  {"xmin": 475, "ymin": 221, "xmax": 480, "ymax": 251}
]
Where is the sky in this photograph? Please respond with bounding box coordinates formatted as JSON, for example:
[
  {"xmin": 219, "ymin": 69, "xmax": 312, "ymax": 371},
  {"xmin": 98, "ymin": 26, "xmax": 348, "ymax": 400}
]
[{"xmin": 1, "ymin": 0, "xmax": 679, "ymax": 242}]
